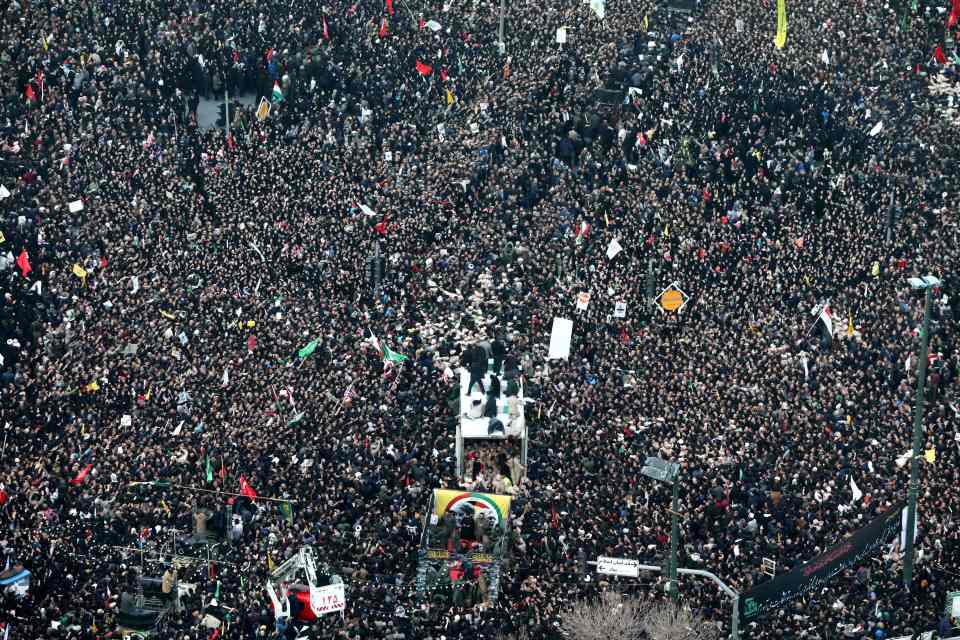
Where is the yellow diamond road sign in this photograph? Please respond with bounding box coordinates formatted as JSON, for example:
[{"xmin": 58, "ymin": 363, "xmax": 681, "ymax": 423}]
[{"xmin": 655, "ymin": 283, "xmax": 689, "ymax": 314}]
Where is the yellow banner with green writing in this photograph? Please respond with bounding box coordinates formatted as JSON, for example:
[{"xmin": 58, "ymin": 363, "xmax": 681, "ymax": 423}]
[
  {"xmin": 774, "ymin": 0, "xmax": 787, "ymax": 49},
  {"xmin": 433, "ymin": 489, "xmax": 512, "ymax": 528}
]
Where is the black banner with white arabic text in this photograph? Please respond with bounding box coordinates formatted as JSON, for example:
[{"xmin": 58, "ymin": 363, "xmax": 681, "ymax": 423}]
[{"xmin": 739, "ymin": 502, "xmax": 904, "ymax": 622}]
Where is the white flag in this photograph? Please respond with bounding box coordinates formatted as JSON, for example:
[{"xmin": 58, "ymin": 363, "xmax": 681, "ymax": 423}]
[
  {"xmin": 131, "ymin": 275, "xmax": 140, "ymax": 293},
  {"xmin": 820, "ymin": 49, "xmax": 830, "ymax": 65},
  {"xmin": 606, "ymin": 238, "xmax": 624, "ymax": 260},
  {"xmin": 221, "ymin": 368, "xmax": 230, "ymax": 387},
  {"xmin": 0, "ymin": 184, "xmax": 10, "ymax": 199},
  {"xmin": 358, "ymin": 203, "xmax": 377, "ymax": 217},
  {"xmin": 30, "ymin": 280, "xmax": 42, "ymax": 294},
  {"xmin": 850, "ymin": 476, "xmax": 863, "ymax": 503},
  {"xmin": 425, "ymin": 20, "xmax": 442, "ymax": 31},
  {"xmin": 590, "ymin": 0, "xmax": 605, "ymax": 19},
  {"xmin": 869, "ymin": 121, "xmax": 884, "ymax": 137}
]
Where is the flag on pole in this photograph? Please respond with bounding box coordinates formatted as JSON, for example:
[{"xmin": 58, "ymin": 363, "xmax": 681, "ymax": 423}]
[
  {"xmin": 415, "ymin": 59, "xmax": 433, "ymax": 76},
  {"xmin": 368, "ymin": 330, "xmax": 383, "ymax": 356},
  {"xmin": 948, "ymin": 0, "xmax": 960, "ymax": 28},
  {"xmin": 850, "ymin": 476, "xmax": 863, "ymax": 503},
  {"xmin": 386, "ymin": 0, "xmax": 394, "ymax": 16},
  {"xmin": 813, "ymin": 302, "xmax": 834, "ymax": 339},
  {"xmin": 298, "ymin": 338, "xmax": 319, "ymax": 359},
  {"xmin": 847, "ymin": 313, "xmax": 854, "ymax": 338},
  {"xmin": 934, "ymin": 45, "xmax": 947, "ymax": 64},
  {"xmin": 323, "ymin": 16, "xmax": 330, "ymax": 40},
  {"xmin": 24, "ymin": 84, "xmax": 36, "ymax": 103},
  {"xmin": 206, "ymin": 456, "xmax": 214, "ymax": 484},
  {"xmin": 72, "ymin": 263, "xmax": 88, "ymax": 284},
  {"xmin": 379, "ymin": 18, "xmax": 389, "ymax": 38},
  {"xmin": 271, "ymin": 81, "xmax": 283, "ymax": 102},
  {"xmin": 774, "ymin": 0, "xmax": 788, "ymax": 49},
  {"xmin": 281, "ymin": 501, "xmax": 294, "ymax": 524},
  {"xmin": 16, "ymin": 251, "xmax": 31, "ymax": 277},
  {"xmin": 239, "ymin": 475, "xmax": 257, "ymax": 501},
  {"xmin": 70, "ymin": 463, "xmax": 93, "ymax": 485},
  {"xmin": 383, "ymin": 343, "xmax": 409, "ymax": 363},
  {"xmin": 219, "ymin": 457, "xmax": 227, "ymax": 481}
]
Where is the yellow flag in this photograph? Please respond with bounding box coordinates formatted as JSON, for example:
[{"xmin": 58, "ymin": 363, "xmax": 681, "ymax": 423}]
[
  {"xmin": 847, "ymin": 313, "xmax": 854, "ymax": 337},
  {"xmin": 847, "ymin": 415, "xmax": 852, "ymax": 425},
  {"xmin": 267, "ymin": 553, "xmax": 275, "ymax": 571},
  {"xmin": 446, "ymin": 89, "xmax": 455, "ymax": 105},
  {"xmin": 643, "ymin": 15, "xmax": 649, "ymax": 31},
  {"xmin": 145, "ymin": 387, "xmax": 152, "ymax": 401},
  {"xmin": 774, "ymin": 0, "xmax": 787, "ymax": 49},
  {"xmin": 0, "ymin": 231, "xmax": 5, "ymax": 244},
  {"xmin": 72, "ymin": 263, "xmax": 88, "ymax": 280},
  {"xmin": 664, "ymin": 224, "xmax": 670, "ymax": 239},
  {"xmin": 41, "ymin": 35, "xmax": 49, "ymax": 51},
  {"xmin": 84, "ymin": 381, "xmax": 100, "ymax": 393},
  {"xmin": 160, "ymin": 310, "xmax": 176, "ymax": 320},
  {"xmin": 924, "ymin": 448, "xmax": 935, "ymax": 464},
  {"xmin": 604, "ymin": 213, "xmax": 610, "ymax": 228}
]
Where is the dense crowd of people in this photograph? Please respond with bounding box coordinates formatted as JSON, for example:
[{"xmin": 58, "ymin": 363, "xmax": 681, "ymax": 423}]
[{"xmin": 1, "ymin": 0, "xmax": 959, "ymax": 637}]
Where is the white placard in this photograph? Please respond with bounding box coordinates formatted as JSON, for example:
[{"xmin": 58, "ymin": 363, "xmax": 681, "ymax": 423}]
[
  {"xmin": 606, "ymin": 238, "xmax": 623, "ymax": 259},
  {"xmin": 384, "ymin": 151, "xmax": 393, "ymax": 162},
  {"xmin": 596, "ymin": 556, "xmax": 639, "ymax": 578},
  {"xmin": 470, "ymin": 122, "xmax": 479, "ymax": 134},
  {"xmin": 869, "ymin": 122, "xmax": 884, "ymax": 137},
  {"xmin": 575, "ymin": 292, "xmax": 590, "ymax": 311},
  {"xmin": 614, "ymin": 301, "xmax": 627, "ymax": 318},
  {"xmin": 310, "ymin": 582, "xmax": 346, "ymax": 616},
  {"xmin": 121, "ymin": 415, "xmax": 132, "ymax": 427},
  {"xmin": 0, "ymin": 185, "xmax": 10, "ymax": 199},
  {"xmin": 548, "ymin": 317, "xmax": 573, "ymax": 360},
  {"xmin": 68, "ymin": 199, "xmax": 85, "ymax": 213},
  {"xmin": 556, "ymin": 27, "xmax": 567, "ymax": 44}
]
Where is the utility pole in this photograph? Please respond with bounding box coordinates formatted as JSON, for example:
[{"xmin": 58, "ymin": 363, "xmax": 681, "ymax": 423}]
[
  {"xmin": 497, "ymin": 0, "xmax": 506, "ymax": 54},
  {"xmin": 669, "ymin": 478, "xmax": 680, "ymax": 603},
  {"xmin": 224, "ymin": 84, "xmax": 230, "ymax": 141},
  {"xmin": 903, "ymin": 275, "xmax": 939, "ymax": 586}
]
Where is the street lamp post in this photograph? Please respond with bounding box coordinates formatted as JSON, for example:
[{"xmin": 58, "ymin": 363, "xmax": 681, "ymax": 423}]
[
  {"xmin": 903, "ymin": 275, "xmax": 940, "ymax": 587},
  {"xmin": 642, "ymin": 456, "xmax": 681, "ymax": 602}
]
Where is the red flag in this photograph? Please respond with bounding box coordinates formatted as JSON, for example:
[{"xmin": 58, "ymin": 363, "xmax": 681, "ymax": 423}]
[
  {"xmin": 0, "ymin": 488, "xmax": 8, "ymax": 505},
  {"xmin": 24, "ymin": 84, "xmax": 36, "ymax": 103},
  {"xmin": 934, "ymin": 45, "xmax": 947, "ymax": 64},
  {"xmin": 415, "ymin": 59, "xmax": 433, "ymax": 76},
  {"xmin": 379, "ymin": 18, "xmax": 389, "ymax": 38},
  {"xmin": 323, "ymin": 16, "xmax": 330, "ymax": 40},
  {"xmin": 550, "ymin": 504, "xmax": 559, "ymax": 529},
  {"xmin": 247, "ymin": 334, "xmax": 257, "ymax": 351},
  {"xmin": 16, "ymin": 251, "xmax": 31, "ymax": 277},
  {"xmin": 948, "ymin": 0, "xmax": 960, "ymax": 27},
  {"xmin": 419, "ymin": 17, "xmax": 425, "ymax": 30},
  {"xmin": 386, "ymin": 0, "xmax": 394, "ymax": 16},
  {"xmin": 219, "ymin": 457, "xmax": 226, "ymax": 480},
  {"xmin": 265, "ymin": 48, "xmax": 274, "ymax": 63},
  {"xmin": 70, "ymin": 463, "xmax": 93, "ymax": 486},
  {"xmin": 239, "ymin": 475, "xmax": 257, "ymax": 501},
  {"xmin": 374, "ymin": 216, "xmax": 389, "ymax": 235},
  {"xmin": 440, "ymin": 67, "xmax": 449, "ymax": 81},
  {"xmin": 226, "ymin": 133, "xmax": 235, "ymax": 151}
]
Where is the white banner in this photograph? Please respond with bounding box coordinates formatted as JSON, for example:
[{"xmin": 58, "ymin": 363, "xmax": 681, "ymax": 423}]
[
  {"xmin": 310, "ymin": 582, "xmax": 346, "ymax": 616},
  {"xmin": 613, "ymin": 301, "xmax": 626, "ymax": 318},
  {"xmin": 548, "ymin": 317, "xmax": 573, "ymax": 360},
  {"xmin": 900, "ymin": 506, "xmax": 918, "ymax": 550}
]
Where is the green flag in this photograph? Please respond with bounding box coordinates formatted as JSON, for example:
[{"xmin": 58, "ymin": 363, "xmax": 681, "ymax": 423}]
[
  {"xmin": 383, "ymin": 344, "xmax": 408, "ymax": 362},
  {"xmin": 205, "ymin": 456, "xmax": 214, "ymax": 484},
  {"xmin": 298, "ymin": 339, "xmax": 318, "ymax": 359},
  {"xmin": 281, "ymin": 501, "xmax": 294, "ymax": 525}
]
